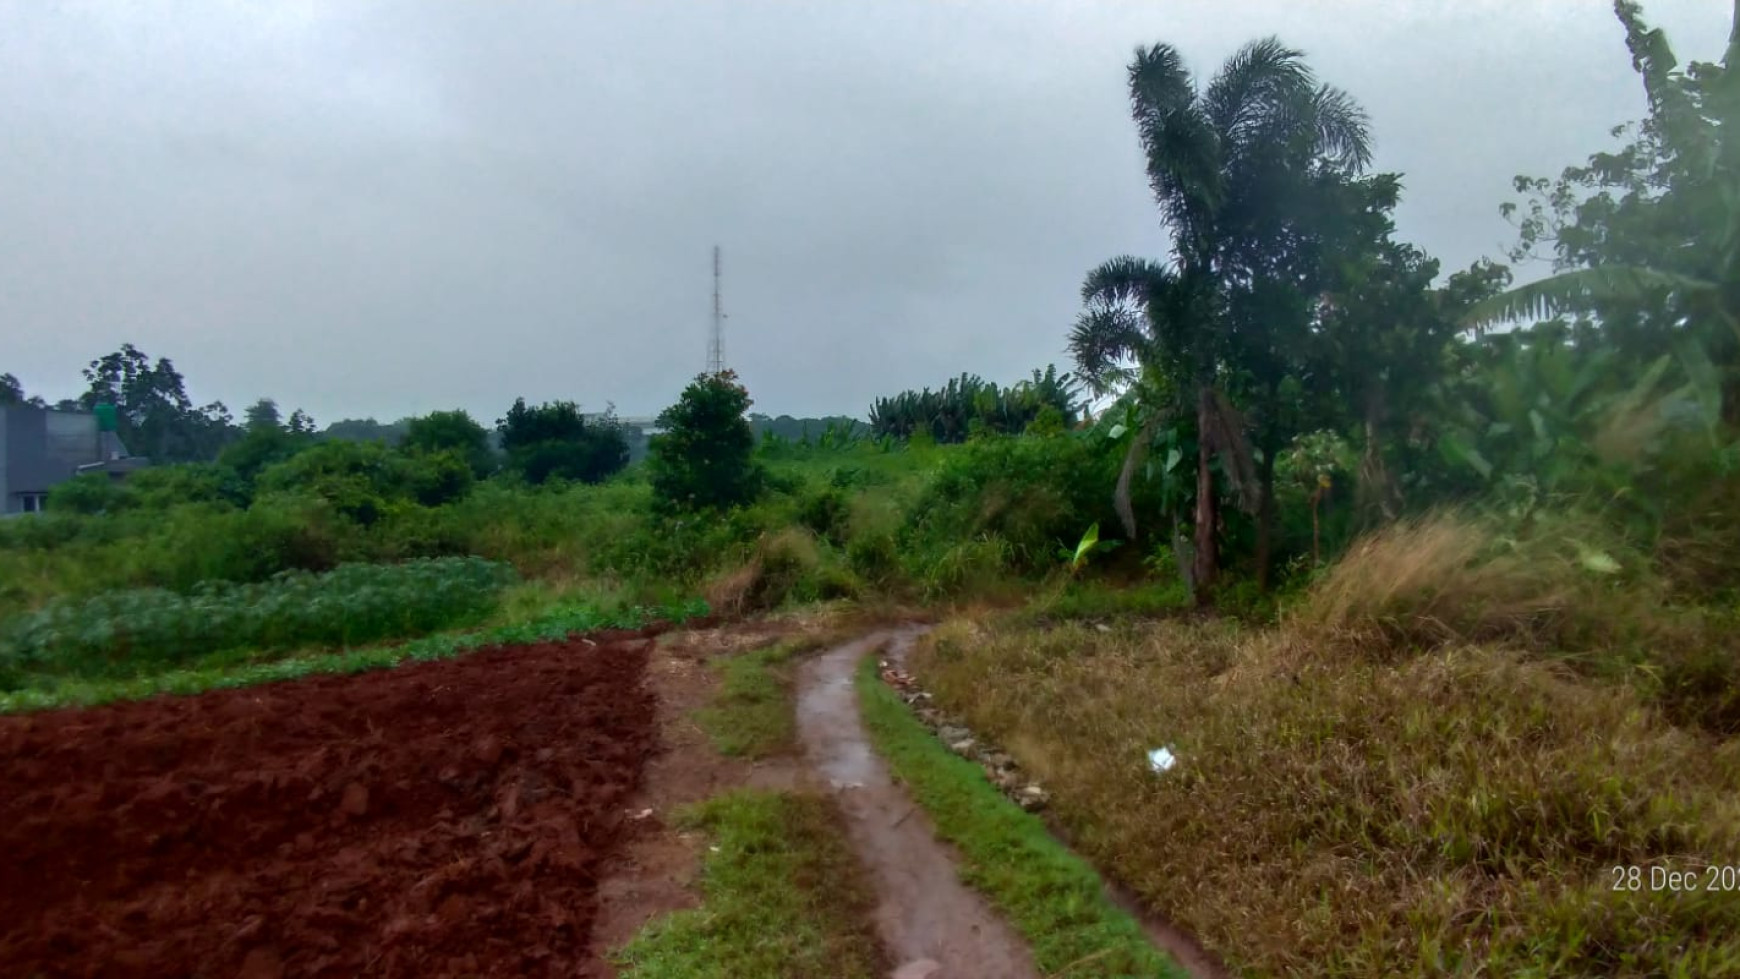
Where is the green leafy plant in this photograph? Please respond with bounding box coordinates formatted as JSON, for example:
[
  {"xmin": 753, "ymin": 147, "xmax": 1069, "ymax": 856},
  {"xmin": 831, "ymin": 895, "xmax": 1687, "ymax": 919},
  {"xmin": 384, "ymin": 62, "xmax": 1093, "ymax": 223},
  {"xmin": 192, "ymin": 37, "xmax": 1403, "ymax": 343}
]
[
  {"xmin": 1058, "ymin": 522, "xmax": 1118, "ymax": 575},
  {"xmin": 0, "ymin": 557, "xmax": 520, "ymax": 684}
]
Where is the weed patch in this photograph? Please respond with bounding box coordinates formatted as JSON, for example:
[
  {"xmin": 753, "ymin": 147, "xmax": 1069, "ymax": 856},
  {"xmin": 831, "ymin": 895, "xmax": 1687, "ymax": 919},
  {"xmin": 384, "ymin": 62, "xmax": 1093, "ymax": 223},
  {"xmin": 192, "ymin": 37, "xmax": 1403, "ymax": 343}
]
[
  {"xmin": 912, "ymin": 616, "xmax": 1740, "ymax": 977},
  {"xmin": 694, "ymin": 639, "xmax": 824, "ymax": 759},
  {"xmin": 0, "ymin": 598, "xmax": 708, "ymax": 713},
  {"xmin": 614, "ymin": 790, "xmax": 884, "ymax": 979}
]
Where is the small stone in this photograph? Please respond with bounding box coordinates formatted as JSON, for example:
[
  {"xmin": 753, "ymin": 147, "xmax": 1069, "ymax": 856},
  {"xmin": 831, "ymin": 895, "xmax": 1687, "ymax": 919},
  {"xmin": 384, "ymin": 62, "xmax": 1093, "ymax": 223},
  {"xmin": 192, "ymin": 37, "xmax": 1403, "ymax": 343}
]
[
  {"xmin": 938, "ymin": 726, "xmax": 971, "ymax": 743},
  {"xmin": 1018, "ymin": 785, "xmax": 1049, "ymax": 810},
  {"xmin": 948, "ymin": 738, "xmax": 976, "ymax": 755},
  {"xmin": 893, "ymin": 960, "xmax": 942, "ymax": 979}
]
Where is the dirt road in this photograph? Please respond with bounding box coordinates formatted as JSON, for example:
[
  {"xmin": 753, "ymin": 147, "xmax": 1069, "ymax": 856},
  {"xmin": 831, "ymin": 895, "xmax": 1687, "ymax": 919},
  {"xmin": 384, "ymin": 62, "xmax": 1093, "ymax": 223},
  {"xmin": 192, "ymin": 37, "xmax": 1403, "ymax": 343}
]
[{"xmin": 796, "ymin": 627, "xmax": 1043, "ymax": 979}]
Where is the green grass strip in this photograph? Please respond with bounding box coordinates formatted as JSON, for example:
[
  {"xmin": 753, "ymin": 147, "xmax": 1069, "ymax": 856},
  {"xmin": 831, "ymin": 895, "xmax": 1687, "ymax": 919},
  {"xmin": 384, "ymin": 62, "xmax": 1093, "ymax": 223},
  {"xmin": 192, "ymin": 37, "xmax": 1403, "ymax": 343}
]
[
  {"xmin": 693, "ymin": 639, "xmax": 817, "ymax": 759},
  {"xmin": 0, "ymin": 598, "xmax": 709, "ymax": 714},
  {"xmin": 856, "ymin": 653, "xmax": 1188, "ymax": 979},
  {"xmin": 614, "ymin": 789, "xmax": 884, "ymax": 979}
]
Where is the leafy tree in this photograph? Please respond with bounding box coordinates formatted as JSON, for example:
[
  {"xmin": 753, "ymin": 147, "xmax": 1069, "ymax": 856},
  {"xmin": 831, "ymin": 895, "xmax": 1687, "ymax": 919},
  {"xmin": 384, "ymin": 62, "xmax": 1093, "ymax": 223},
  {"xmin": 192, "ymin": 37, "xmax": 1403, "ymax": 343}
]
[
  {"xmin": 219, "ymin": 408, "xmax": 317, "ymax": 484},
  {"xmin": 244, "ymin": 399, "xmax": 283, "ymax": 432},
  {"xmin": 321, "ymin": 418, "xmax": 410, "ymax": 445},
  {"xmin": 0, "ymin": 373, "xmax": 42, "ymax": 407},
  {"xmin": 1468, "ymin": 1, "xmax": 1740, "ymax": 428},
  {"xmin": 79, "ymin": 344, "xmax": 238, "ymax": 461},
  {"xmin": 868, "ymin": 366, "xmax": 1083, "ymax": 442},
  {"xmin": 1070, "ymin": 37, "xmax": 1372, "ymax": 600},
  {"xmin": 648, "ymin": 371, "xmax": 763, "ymax": 511},
  {"xmin": 496, "ymin": 398, "xmax": 628, "ymax": 485},
  {"xmin": 403, "ymin": 409, "xmax": 496, "ymax": 477},
  {"xmin": 121, "ymin": 463, "xmax": 251, "ymax": 510}
]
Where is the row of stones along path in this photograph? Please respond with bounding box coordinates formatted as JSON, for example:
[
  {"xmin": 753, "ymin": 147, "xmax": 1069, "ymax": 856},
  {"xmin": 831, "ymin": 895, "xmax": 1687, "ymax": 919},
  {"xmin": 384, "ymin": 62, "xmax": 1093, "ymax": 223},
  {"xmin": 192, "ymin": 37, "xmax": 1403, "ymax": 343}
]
[{"xmin": 794, "ymin": 626, "xmax": 1228, "ymax": 979}]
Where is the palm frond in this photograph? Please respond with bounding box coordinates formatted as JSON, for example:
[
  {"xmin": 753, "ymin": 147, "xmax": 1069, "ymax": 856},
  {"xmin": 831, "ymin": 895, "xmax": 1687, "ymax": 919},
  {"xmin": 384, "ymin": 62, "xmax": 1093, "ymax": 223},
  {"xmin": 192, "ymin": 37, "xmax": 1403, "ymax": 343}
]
[
  {"xmin": 1202, "ymin": 37, "xmax": 1311, "ymax": 143},
  {"xmin": 1307, "ymin": 83, "xmax": 1372, "ymax": 170},
  {"xmin": 1460, "ymin": 265, "xmax": 1716, "ymax": 332},
  {"xmin": 1081, "ymin": 255, "xmax": 1175, "ymax": 306},
  {"xmin": 1069, "ymin": 305, "xmax": 1148, "ymax": 394},
  {"xmin": 1129, "ymin": 44, "xmax": 1222, "ymax": 230}
]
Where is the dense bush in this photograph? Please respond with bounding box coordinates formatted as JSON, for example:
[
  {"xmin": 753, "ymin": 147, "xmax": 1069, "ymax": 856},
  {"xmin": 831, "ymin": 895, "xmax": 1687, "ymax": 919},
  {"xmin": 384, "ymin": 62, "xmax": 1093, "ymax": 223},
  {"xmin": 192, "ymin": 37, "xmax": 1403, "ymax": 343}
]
[
  {"xmin": 255, "ymin": 439, "xmax": 475, "ymax": 522},
  {"xmin": 0, "ymin": 557, "xmax": 517, "ymax": 684},
  {"xmin": 902, "ymin": 433, "xmax": 1115, "ymax": 572},
  {"xmin": 496, "ymin": 398, "xmax": 629, "ymax": 485},
  {"xmin": 648, "ymin": 371, "xmax": 765, "ymax": 512},
  {"xmin": 402, "ymin": 409, "xmax": 497, "ymax": 477}
]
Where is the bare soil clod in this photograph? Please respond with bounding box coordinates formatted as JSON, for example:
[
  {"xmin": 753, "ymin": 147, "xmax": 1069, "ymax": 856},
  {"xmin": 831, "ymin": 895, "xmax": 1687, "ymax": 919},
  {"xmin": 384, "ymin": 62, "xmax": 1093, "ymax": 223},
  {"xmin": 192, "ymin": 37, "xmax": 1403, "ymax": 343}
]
[{"xmin": 0, "ymin": 628, "xmax": 666, "ymax": 978}]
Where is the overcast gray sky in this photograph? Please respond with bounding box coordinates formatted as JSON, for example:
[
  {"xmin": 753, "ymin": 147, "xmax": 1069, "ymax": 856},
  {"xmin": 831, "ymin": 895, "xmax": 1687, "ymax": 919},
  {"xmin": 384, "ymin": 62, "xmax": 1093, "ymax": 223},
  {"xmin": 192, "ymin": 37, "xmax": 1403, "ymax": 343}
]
[{"xmin": 1, "ymin": 1, "xmax": 1728, "ymax": 425}]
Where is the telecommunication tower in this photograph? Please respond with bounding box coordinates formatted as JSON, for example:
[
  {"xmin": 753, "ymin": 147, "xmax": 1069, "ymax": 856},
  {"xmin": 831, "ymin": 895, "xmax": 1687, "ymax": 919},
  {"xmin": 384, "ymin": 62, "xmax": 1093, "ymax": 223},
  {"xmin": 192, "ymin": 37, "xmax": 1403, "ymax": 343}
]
[{"xmin": 707, "ymin": 245, "xmax": 726, "ymax": 374}]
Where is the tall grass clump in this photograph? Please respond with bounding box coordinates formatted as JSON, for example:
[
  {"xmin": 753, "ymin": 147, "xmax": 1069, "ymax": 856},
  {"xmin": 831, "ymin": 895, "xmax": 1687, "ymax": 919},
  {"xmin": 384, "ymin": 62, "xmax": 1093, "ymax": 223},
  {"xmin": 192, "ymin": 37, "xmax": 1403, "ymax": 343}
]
[
  {"xmin": 1288, "ymin": 508, "xmax": 1660, "ymax": 657},
  {"xmin": 0, "ymin": 556, "xmax": 518, "ymax": 684},
  {"xmin": 704, "ymin": 527, "xmax": 858, "ymax": 616}
]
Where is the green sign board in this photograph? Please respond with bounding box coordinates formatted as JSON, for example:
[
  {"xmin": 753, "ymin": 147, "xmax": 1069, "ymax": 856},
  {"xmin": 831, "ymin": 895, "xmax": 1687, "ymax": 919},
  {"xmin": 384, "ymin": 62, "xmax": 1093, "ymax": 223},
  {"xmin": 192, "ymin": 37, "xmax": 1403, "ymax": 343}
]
[{"xmin": 94, "ymin": 403, "xmax": 118, "ymax": 432}]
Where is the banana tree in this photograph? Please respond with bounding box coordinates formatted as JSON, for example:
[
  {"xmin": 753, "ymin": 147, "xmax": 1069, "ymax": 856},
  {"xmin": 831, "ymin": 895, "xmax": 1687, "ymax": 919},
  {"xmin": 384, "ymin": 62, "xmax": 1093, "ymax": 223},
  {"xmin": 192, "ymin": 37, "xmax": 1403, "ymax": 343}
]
[{"xmin": 1465, "ymin": 1, "xmax": 1740, "ymax": 424}]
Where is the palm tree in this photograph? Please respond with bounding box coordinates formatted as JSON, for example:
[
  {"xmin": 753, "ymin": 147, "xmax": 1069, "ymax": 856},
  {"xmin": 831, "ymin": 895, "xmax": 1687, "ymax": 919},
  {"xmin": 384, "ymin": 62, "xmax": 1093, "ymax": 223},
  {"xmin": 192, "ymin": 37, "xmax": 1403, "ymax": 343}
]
[{"xmin": 1070, "ymin": 38, "xmax": 1371, "ymax": 602}]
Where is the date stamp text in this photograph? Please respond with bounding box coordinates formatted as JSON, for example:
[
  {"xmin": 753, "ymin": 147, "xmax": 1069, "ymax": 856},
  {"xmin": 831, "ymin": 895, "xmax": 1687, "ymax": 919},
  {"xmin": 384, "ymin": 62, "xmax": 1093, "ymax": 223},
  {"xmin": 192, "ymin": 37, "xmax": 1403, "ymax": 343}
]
[{"xmin": 1611, "ymin": 864, "xmax": 1740, "ymax": 892}]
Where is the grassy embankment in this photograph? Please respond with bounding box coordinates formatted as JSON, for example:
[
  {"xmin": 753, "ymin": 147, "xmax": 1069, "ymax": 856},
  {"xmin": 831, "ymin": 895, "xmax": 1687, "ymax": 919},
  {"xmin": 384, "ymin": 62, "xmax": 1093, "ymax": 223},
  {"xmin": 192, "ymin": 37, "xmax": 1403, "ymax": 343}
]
[
  {"xmin": 858, "ymin": 650, "xmax": 1187, "ymax": 978},
  {"xmin": 911, "ymin": 511, "xmax": 1740, "ymax": 977}
]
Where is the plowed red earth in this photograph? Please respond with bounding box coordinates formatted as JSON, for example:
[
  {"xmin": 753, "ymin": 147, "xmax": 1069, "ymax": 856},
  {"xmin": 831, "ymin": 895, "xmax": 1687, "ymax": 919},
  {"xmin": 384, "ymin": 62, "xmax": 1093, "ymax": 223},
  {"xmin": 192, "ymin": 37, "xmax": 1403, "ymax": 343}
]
[{"xmin": 0, "ymin": 630, "xmax": 662, "ymax": 978}]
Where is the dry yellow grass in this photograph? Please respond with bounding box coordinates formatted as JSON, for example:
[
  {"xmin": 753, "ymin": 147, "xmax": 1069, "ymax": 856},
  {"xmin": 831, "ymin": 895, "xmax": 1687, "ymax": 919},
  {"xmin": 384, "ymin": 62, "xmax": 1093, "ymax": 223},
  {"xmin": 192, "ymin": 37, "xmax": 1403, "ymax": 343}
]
[
  {"xmin": 913, "ymin": 611, "xmax": 1740, "ymax": 976},
  {"xmin": 704, "ymin": 527, "xmax": 857, "ymax": 616},
  {"xmin": 1287, "ymin": 510, "xmax": 1664, "ymax": 659}
]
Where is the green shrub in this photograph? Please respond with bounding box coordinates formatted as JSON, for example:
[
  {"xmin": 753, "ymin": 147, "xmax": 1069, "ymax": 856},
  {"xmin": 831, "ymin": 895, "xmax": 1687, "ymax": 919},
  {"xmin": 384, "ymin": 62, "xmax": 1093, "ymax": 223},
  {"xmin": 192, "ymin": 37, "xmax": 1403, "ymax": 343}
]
[
  {"xmin": 649, "ymin": 371, "xmax": 765, "ymax": 512},
  {"xmin": 395, "ymin": 449, "xmax": 475, "ymax": 507},
  {"xmin": 122, "ymin": 463, "xmax": 251, "ymax": 510},
  {"xmin": 796, "ymin": 486, "xmax": 850, "ymax": 544},
  {"xmin": 47, "ymin": 473, "xmax": 129, "ymax": 515},
  {"xmin": 916, "ymin": 534, "xmax": 1015, "ymax": 599},
  {"xmin": 496, "ymin": 398, "xmax": 628, "ymax": 485},
  {"xmin": 402, "ymin": 409, "xmax": 496, "ymax": 477},
  {"xmin": 904, "ymin": 434, "xmax": 1113, "ymax": 572}
]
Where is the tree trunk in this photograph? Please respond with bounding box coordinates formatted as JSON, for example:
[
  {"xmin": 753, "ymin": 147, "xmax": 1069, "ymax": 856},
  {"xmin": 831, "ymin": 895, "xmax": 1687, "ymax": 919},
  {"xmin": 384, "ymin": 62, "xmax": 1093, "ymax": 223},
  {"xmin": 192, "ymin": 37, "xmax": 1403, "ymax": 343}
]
[
  {"xmin": 1356, "ymin": 393, "xmax": 1400, "ymax": 527},
  {"xmin": 1255, "ymin": 437, "xmax": 1278, "ymax": 593},
  {"xmin": 1114, "ymin": 415, "xmax": 1160, "ymax": 541},
  {"xmin": 1191, "ymin": 384, "xmax": 1219, "ymax": 606}
]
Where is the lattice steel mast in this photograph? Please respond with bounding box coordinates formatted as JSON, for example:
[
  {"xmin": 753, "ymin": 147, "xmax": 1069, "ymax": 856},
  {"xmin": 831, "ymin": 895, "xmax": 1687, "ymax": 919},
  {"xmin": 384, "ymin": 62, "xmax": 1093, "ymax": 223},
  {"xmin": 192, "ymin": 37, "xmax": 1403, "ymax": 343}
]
[{"xmin": 707, "ymin": 245, "xmax": 726, "ymax": 375}]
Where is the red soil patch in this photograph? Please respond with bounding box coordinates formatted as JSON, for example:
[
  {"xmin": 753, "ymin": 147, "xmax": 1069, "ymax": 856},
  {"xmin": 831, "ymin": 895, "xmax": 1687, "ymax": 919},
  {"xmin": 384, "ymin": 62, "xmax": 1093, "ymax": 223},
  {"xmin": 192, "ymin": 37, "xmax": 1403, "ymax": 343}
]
[{"xmin": 0, "ymin": 630, "xmax": 661, "ymax": 978}]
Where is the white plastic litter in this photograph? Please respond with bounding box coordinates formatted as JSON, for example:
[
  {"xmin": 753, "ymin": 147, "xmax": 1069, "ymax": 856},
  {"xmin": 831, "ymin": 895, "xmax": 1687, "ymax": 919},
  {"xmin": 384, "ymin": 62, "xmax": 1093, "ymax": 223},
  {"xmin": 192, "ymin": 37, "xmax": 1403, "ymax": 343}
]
[{"xmin": 1147, "ymin": 746, "xmax": 1178, "ymax": 773}]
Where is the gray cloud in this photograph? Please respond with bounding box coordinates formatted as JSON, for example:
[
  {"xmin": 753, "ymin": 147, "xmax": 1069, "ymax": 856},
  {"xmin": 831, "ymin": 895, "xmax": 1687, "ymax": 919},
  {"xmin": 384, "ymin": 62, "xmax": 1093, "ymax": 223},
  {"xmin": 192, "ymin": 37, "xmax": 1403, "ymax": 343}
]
[{"xmin": 0, "ymin": 0, "xmax": 1728, "ymax": 424}]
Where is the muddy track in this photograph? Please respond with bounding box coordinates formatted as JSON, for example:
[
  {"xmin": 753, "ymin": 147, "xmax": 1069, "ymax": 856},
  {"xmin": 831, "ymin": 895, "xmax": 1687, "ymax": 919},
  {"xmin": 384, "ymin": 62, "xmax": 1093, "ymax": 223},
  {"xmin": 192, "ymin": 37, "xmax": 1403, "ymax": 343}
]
[{"xmin": 796, "ymin": 627, "xmax": 1043, "ymax": 979}]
